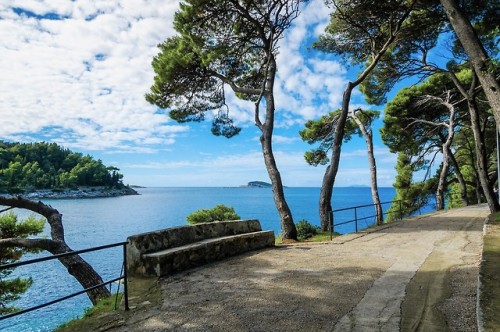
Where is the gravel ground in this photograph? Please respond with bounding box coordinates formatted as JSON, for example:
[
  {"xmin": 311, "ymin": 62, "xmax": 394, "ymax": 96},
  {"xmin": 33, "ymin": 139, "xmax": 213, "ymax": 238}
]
[{"xmin": 69, "ymin": 204, "xmax": 489, "ymax": 332}]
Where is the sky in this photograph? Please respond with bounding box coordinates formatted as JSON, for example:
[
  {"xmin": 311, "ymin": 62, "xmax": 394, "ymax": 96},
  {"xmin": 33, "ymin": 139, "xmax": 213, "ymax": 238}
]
[{"xmin": 0, "ymin": 0, "xmax": 401, "ymax": 188}]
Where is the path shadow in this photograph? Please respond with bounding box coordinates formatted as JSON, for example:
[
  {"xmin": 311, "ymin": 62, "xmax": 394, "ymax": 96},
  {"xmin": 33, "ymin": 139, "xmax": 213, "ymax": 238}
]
[{"xmin": 125, "ymin": 244, "xmax": 479, "ymax": 332}]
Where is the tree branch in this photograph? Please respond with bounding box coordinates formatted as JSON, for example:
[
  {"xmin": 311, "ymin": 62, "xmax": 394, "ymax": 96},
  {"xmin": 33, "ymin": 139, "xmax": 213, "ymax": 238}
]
[
  {"xmin": 352, "ymin": 0, "xmax": 418, "ymax": 87},
  {"xmin": 209, "ymin": 71, "xmax": 262, "ymax": 96},
  {"xmin": 0, "ymin": 196, "xmax": 65, "ymax": 242},
  {"xmin": 0, "ymin": 238, "xmax": 61, "ymax": 253}
]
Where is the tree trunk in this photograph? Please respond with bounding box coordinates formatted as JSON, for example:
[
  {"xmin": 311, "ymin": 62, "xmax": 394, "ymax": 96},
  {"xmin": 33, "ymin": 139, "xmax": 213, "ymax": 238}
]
[
  {"xmin": 467, "ymin": 99, "xmax": 500, "ymax": 212},
  {"xmin": 436, "ymin": 99, "xmax": 456, "ymax": 211},
  {"xmin": 259, "ymin": 57, "xmax": 297, "ymax": 240},
  {"xmin": 0, "ymin": 197, "xmax": 111, "ymax": 304},
  {"xmin": 447, "ymin": 67, "xmax": 499, "ymax": 212},
  {"xmin": 448, "ymin": 150, "xmax": 468, "ymax": 206},
  {"xmin": 351, "ymin": 112, "xmax": 383, "ymax": 225},
  {"xmin": 436, "ymin": 146, "xmax": 450, "ymax": 211},
  {"xmin": 319, "ymin": 165, "xmax": 335, "ymax": 232},
  {"xmin": 260, "ymin": 128, "xmax": 296, "ymax": 240},
  {"xmin": 440, "ymin": 0, "xmax": 500, "ymax": 126},
  {"xmin": 317, "ymin": 3, "xmax": 416, "ymax": 228},
  {"xmin": 319, "ymin": 84, "xmax": 354, "ymax": 230},
  {"xmin": 29, "ymin": 240, "xmax": 111, "ymax": 304}
]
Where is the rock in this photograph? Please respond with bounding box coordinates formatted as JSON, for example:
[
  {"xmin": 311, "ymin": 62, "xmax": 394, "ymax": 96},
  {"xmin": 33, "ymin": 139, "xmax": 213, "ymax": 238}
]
[{"xmin": 0, "ymin": 187, "xmax": 139, "ymax": 200}]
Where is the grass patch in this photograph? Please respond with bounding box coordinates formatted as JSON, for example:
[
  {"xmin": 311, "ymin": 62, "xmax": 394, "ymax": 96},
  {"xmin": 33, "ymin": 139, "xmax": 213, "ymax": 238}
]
[
  {"xmin": 54, "ymin": 293, "xmax": 123, "ymax": 331},
  {"xmin": 55, "ymin": 277, "xmax": 160, "ymax": 332},
  {"xmin": 480, "ymin": 212, "xmax": 500, "ymax": 332},
  {"xmin": 275, "ymin": 231, "xmax": 339, "ymax": 245},
  {"xmin": 83, "ymin": 293, "xmax": 124, "ymax": 318},
  {"xmin": 304, "ymin": 231, "xmax": 338, "ymax": 242}
]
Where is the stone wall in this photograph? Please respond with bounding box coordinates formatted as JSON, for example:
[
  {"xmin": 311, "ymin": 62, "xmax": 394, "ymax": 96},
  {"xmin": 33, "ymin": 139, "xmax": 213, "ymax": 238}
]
[{"xmin": 127, "ymin": 219, "xmax": 275, "ymax": 277}]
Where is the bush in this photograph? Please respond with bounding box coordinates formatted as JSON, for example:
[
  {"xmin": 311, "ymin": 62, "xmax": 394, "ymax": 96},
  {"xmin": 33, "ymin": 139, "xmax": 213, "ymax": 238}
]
[
  {"xmin": 186, "ymin": 204, "xmax": 240, "ymax": 224},
  {"xmin": 296, "ymin": 219, "xmax": 319, "ymax": 240}
]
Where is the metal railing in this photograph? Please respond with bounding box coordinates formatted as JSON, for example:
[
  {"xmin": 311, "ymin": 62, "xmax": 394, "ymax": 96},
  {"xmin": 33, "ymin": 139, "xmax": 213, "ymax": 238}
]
[
  {"xmin": 327, "ymin": 196, "xmax": 470, "ymax": 239},
  {"xmin": 327, "ymin": 198, "xmax": 439, "ymax": 239},
  {"xmin": 0, "ymin": 241, "xmax": 129, "ymax": 321}
]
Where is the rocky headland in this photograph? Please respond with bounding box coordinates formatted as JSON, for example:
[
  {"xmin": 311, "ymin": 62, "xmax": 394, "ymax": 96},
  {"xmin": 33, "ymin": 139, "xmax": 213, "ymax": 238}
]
[{"xmin": 0, "ymin": 186, "xmax": 139, "ymax": 200}]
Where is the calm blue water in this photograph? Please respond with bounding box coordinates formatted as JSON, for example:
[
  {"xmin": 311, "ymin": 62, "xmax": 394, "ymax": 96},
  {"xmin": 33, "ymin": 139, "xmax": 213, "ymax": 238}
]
[{"xmin": 1, "ymin": 186, "xmax": 402, "ymax": 331}]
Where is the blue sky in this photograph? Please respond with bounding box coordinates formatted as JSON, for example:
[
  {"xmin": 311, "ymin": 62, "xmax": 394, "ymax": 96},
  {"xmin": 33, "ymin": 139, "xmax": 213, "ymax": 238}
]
[{"xmin": 0, "ymin": 1, "xmax": 402, "ymax": 187}]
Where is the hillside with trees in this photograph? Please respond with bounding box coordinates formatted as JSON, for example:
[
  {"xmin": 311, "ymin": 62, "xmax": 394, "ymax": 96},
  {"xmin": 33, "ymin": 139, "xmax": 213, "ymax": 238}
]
[{"xmin": 0, "ymin": 141, "xmax": 128, "ymax": 194}]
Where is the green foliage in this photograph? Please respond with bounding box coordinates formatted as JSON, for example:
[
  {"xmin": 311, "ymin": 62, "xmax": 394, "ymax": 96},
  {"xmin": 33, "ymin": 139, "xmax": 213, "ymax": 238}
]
[
  {"xmin": 146, "ymin": 0, "xmax": 303, "ymax": 137},
  {"xmin": 299, "ymin": 109, "xmax": 379, "ymax": 166},
  {"xmin": 0, "ymin": 212, "xmax": 45, "ymax": 314},
  {"xmin": 0, "ymin": 141, "xmax": 125, "ymax": 192},
  {"xmin": 358, "ymin": 0, "xmax": 499, "ymax": 106},
  {"xmin": 295, "ymin": 220, "xmax": 319, "ymax": 241},
  {"xmin": 314, "ymin": 0, "xmax": 418, "ymax": 64},
  {"xmin": 381, "ymin": 66, "xmax": 497, "ymax": 209},
  {"xmin": 381, "ymin": 72, "xmax": 456, "ymax": 155},
  {"xmin": 385, "ymin": 153, "xmax": 434, "ymax": 222},
  {"xmin": 186, "ymin": 204, "xmax": 240, "ymax": 224},
  {"xmin": 211, "ymin": 112, "xmax": 241, "ymax": 138}
]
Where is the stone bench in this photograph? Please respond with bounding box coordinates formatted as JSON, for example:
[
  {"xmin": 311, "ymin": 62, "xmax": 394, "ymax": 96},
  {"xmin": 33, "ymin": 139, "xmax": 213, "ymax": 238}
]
[{"xmin": 126, "ymin": 219, "xmax": 275, "ymax": 277}]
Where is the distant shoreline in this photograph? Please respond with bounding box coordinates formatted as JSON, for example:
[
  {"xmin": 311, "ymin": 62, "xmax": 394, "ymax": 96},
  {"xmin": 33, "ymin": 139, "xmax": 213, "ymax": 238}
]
[{"xmin": 0, "ymin": 186, "xmax": 139, "ymax": 200}]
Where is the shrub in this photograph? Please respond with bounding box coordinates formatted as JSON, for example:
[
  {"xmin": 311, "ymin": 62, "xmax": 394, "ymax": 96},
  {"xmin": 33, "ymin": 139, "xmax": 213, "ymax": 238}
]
[
  {"xmin": 186, "ymin": 204, "xmax": 240, "ymax": 224},
  {"xmin": 296, "ymin": 219, "xmax": 319, "ymax": 240}
]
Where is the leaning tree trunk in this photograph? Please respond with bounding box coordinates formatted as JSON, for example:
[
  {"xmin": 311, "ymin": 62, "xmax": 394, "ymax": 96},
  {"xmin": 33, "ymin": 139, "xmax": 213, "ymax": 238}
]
[
  {"xmin": 258, "ymin": 57, "xmax": 296, "ymax": 240},
  {"xmin": 448, "ymin": 150, "xmax": 469, "ymax": 206},
  {"xmin": 319, "ymin": 84, "xmax": 353, "ymax": 231},
  {"xmin": 436, "ymin": 145, "xmax": 451, "ymax": 211},
  {"xmin": 351, "ymin": 112, "xmax": 383, "ymax": 225},
  {"xmin": 440, "ymin": 0, "xmax": 500, "ymax": 126},
  {"xmin": 260, "ymin": 126, "xmax": 296, "ymax": 240},
  {"xmin": 436, "ymin": 98, "xmax": 456, "ymax": 211},
  {"xmin": 447, "ymin": 68, "xmax": 499, "ymax": 212},
  {"xmin": 318, "ymin": 4, "xmax": 415, "ymax": 229},
  {"xmin": 366, "ymin": 136, "xmax": 384, "ymax": 225},
  {"xmin": 467, "ymin": 99, "xmax": 500, "ymax": 212},
  {"xmin": 319, "ymin": 165, "xmax": 335, "ymax": 232},
  {"xmin": 0, "ymin": 197, "xmax": 111, "ymax": 304}
]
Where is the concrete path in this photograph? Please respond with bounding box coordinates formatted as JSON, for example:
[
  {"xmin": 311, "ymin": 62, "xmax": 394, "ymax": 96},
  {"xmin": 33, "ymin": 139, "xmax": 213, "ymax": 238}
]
[{"xmin": 100, "ymin": 204, "xmax": 489, "ymax": 332}]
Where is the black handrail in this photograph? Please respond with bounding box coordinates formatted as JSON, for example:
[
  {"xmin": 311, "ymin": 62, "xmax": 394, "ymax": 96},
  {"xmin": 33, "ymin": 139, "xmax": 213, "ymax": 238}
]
[
  {"xmin": 329, "ymin": 199, "xmax": 430, "ymax": 240},
  {"xmin": 328, "ymin": 197, "xmax": 463, "ymax": 239},
  {"xmin": 0, "ymin": 241, "xmax": 129, "ymax": 322}
]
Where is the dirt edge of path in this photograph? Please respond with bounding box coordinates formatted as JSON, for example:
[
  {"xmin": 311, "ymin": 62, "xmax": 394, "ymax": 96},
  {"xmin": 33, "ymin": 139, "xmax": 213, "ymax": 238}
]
[{"xmin": 478, "ymin": 212, "xmax": 500, "ymax": 332}]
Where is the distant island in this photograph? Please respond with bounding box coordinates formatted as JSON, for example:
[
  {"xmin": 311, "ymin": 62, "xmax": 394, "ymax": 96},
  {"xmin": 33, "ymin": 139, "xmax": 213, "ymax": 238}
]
[
  {"xmin": 0, "ymin": 140, "xmax": 138, "ymax": 199},
  {"xmin": 242, "ymin": 181, "xmax": 273, "ymax": 188}
]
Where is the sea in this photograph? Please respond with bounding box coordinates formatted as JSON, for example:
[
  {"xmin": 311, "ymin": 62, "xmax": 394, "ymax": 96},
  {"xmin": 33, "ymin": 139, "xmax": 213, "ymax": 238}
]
[{"xmin": 0, "ymin": 186, "xmax": 418, "ymax": 331}]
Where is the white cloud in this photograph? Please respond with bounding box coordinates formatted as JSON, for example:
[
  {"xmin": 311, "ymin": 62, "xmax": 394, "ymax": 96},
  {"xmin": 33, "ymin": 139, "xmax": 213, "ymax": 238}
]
[
  {"xmin": 179, "ymin": 1, "xmax": 347, "ymax": 130},
  {"xmin": 0, "ymin": 1, "xmax": 398, "ymax": 188},
  {"xmin": 273, "ymin": 1, "xmax": 347, "ymax": 124},
  {"xmin": 0, "ymin": 0, "xmax": 181, "ymax": 150},
  {"xmin": 0, "ymin": 1, "xmax": 347, "ymax": 149}
]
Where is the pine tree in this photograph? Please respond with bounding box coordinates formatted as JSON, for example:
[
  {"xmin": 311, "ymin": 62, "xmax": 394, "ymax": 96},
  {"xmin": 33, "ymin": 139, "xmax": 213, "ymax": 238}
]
[{"xmin": 0, "ymin": 212, "xmax": 44, "ymax": 314}]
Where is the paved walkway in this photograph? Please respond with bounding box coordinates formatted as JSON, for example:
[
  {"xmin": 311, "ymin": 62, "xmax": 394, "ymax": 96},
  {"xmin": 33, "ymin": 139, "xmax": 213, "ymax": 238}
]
[{"xmin": 104, "ymin": 204, "xmax": 489, "ymax": 331}]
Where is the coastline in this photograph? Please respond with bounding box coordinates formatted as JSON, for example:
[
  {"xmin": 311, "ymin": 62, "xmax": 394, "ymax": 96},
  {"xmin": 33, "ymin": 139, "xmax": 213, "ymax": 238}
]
[{"xmin": 0, "ymin": 186, "xmax": 139, "ymax": 200}]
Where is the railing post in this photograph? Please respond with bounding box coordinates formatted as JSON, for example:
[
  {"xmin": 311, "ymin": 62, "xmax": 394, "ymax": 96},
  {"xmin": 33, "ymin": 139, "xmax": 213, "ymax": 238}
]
[
  {"xmin": 354, "ymin": 207, "xmax": 358, "ymax": 233},
  {"xmin": 123, "ymin": 242, "xmax": 129, "ymax": 311}
]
